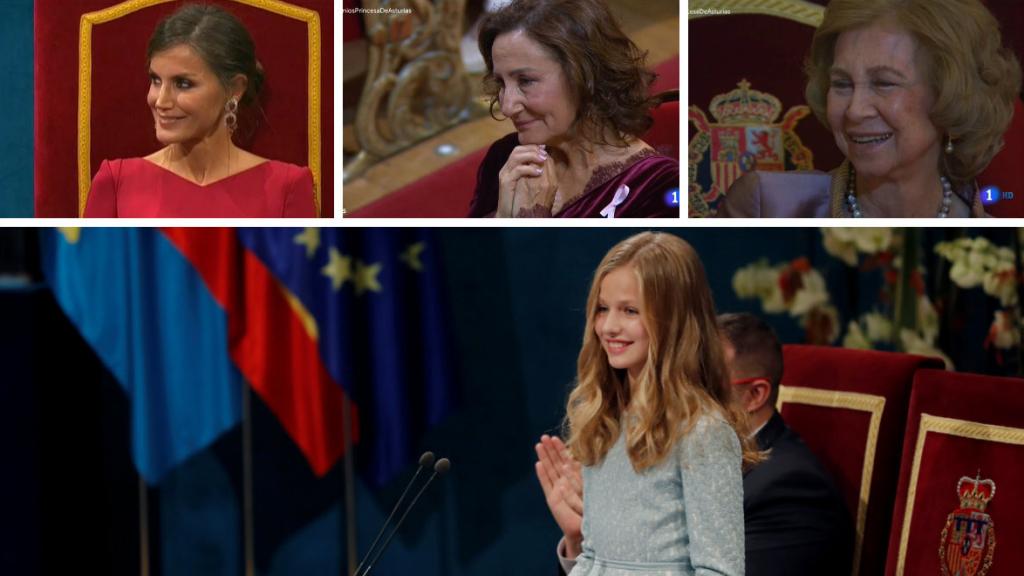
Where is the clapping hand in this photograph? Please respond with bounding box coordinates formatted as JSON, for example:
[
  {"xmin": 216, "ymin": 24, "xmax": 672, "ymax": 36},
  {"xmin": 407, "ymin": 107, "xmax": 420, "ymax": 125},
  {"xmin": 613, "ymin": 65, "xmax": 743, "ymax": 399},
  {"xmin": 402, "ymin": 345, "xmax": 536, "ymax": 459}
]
[{"xmin": 535, "ymin": 434, "xmax": 584, "ymax": 558}]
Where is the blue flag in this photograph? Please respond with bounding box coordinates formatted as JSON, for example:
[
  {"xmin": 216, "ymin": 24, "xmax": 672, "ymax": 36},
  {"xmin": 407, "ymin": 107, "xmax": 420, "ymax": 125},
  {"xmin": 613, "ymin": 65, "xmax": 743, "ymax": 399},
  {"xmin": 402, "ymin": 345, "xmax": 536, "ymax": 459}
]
[{"xmin": 40, "ymin": 228, "xmax": 241, "ymax": 484}]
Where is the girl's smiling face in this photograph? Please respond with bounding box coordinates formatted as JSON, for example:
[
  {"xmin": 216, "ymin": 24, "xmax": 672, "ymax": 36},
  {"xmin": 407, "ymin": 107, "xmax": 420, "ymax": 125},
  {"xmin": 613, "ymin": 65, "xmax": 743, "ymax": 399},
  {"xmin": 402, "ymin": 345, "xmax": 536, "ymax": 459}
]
[{"xmin": 595, "ymin": 265, "xmax": 650, "ymax": 383}]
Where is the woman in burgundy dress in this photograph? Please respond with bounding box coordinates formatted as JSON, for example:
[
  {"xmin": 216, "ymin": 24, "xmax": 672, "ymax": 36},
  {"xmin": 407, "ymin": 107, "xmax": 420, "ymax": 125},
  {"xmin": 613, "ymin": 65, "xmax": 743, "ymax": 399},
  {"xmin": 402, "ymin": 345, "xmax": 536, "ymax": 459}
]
[
  {"xmin": 469, "ymin": 0, "xmax": 678, "ymax": 218},
  {"xmin": 85, "ymin": 4, "xmax": 316, "ymax": 218}
]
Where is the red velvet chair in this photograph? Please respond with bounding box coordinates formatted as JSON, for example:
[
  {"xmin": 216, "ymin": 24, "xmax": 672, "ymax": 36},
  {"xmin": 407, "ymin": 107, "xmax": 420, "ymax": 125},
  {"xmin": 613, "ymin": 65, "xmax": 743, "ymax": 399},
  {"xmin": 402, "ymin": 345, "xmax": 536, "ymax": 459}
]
[
  {"xmin": 34, "ymin": 0, "xmax": 333, "ymax": 217},
  {"xmin": 885, "ymin": 369, "xmax": 1024, "ymax": 576},
  {"xmin": 348, "ymin": 54, "xmax": 680, "ymax": 218},
  {"xmin": 779, "ymin": 345, "xmax": 945, "ymax": 576}
]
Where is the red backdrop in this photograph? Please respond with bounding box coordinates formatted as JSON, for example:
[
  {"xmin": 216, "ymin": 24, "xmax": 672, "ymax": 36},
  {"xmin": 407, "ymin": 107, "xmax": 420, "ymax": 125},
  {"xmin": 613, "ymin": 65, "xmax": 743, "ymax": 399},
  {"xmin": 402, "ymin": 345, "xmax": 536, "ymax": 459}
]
[{"xmin": 34, "ymin": 0, "xmax": 333, "ymax": 217}]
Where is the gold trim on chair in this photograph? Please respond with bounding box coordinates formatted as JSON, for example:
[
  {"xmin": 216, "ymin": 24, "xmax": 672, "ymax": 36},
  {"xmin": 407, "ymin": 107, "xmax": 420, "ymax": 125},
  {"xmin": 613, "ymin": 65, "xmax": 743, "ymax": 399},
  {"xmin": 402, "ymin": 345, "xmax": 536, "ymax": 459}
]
[
  {"xmin": 688, "ymin": 0, "xmax": 825, "ymax": 27},
  {"xmin": 777, "ymin": 385, "xmax": 886, "ymax": 576},
  {"xmin": 895, "ymin": 414, "xmax": 1024, "ymax": 576},
  {"xmin": 78, "ymin": 0, "xmax": 322, "ymax": 216}
]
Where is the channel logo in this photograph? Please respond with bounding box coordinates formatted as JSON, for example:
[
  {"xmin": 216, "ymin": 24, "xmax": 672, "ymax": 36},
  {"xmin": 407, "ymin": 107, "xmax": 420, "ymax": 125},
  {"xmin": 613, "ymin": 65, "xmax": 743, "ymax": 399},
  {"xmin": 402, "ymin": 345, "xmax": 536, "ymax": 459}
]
[{"xmin": 980, "ymin": 185, "xmax": 1015, "ymax": 206}]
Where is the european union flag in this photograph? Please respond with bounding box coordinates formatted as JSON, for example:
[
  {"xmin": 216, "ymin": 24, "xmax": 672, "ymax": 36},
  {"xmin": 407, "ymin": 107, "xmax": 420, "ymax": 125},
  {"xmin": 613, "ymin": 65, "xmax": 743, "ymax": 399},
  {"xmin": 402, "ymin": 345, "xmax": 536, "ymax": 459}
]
[{"xmin": 236, "ymin": 228, "xmax": 456, "ymax": 486}]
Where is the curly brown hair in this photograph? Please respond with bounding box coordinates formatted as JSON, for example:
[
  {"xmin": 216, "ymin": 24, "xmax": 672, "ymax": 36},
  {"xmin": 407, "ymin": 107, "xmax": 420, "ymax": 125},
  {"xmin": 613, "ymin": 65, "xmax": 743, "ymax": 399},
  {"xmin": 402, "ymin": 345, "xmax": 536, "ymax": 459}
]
[
  {"xmin": 478, "ymin": 0, "xmax": 657, "ymax": 146},
  {"xmin": 805, "ymin": 0, "xmax": 1022, "ymax": 188}
]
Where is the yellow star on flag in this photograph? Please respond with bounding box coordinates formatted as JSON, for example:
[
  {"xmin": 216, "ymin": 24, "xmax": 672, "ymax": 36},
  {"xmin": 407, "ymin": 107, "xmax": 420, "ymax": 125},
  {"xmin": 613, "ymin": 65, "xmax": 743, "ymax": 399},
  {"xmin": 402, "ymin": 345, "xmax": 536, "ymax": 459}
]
[
  {"xmin": 400, "ymin": 242, "xmax": 426, "ymax": 272},
  {"xmin": 321, "ymin": 247, "xmax": 352, "ymax": 291},
  {"xmin": 294, "ymin": 228, "xmax": 321, "ymax": 258},
  {"xmin": 58, "ymin": 228, "xmax": 81, "ymax": 244},
  {"xmin": 354, "ymin": 260, "xmax": 383, "ymax": 295}
]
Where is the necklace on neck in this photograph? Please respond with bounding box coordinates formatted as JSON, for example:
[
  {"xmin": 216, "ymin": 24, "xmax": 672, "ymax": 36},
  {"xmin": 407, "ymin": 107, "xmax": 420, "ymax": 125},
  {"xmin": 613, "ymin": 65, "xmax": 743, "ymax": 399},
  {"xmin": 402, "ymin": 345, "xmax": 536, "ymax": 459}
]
[{"xmin": 844, "ymin": 164, "xmax": 953, "ymax": 218}]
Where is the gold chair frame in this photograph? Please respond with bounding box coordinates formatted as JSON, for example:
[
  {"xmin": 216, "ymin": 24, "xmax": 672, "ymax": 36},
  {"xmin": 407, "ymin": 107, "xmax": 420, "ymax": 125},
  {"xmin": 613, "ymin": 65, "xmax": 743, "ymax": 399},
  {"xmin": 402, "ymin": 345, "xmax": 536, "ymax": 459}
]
[{"xmin": 343, "ymin": 0, "xmax": 473, "ymax": 183}]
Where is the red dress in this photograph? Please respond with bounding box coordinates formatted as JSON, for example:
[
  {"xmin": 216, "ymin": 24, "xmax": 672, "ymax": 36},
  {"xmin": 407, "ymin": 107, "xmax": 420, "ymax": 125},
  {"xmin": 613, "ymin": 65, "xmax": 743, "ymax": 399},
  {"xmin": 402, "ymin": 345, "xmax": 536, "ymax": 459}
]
[{"xmin": 85, "ymin": 158, "xmax": 317, "ymax": 218}]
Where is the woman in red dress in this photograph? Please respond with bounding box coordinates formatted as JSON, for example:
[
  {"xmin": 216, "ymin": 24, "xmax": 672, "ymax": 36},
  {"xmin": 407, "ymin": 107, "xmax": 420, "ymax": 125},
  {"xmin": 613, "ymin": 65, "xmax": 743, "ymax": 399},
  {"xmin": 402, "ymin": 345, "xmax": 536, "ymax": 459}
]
[{"xmin": 85, "ymin": 4, "xmax": 316, "ymax": 218}]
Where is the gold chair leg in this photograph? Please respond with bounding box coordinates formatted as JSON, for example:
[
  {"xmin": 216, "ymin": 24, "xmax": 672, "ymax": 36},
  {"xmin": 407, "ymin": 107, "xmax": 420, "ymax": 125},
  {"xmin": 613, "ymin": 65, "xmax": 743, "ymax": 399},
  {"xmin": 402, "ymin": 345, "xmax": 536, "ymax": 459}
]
[{"xmin": 342, "ymin": 151, "xmax": 379, "ymax": 184}]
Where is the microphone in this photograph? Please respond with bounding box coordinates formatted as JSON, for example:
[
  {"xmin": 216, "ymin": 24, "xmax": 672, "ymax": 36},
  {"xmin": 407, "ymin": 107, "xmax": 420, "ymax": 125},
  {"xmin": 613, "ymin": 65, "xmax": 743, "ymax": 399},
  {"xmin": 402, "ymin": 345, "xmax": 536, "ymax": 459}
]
[
  {"xmin": 353, "ymin": 452, "xmax": 436, "ymax": 576},
  {"xmin": 359, "ymin": 458, "xmax": 452, "ymax": 576}
]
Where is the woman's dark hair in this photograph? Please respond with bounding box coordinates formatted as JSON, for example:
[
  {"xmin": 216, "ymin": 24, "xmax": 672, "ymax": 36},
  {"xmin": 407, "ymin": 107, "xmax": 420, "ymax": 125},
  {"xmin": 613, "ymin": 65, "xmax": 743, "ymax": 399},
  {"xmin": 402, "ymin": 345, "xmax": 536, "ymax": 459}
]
[
  {"xmin": 478, "ymin": 0, "xmax": 657, "ymax": 146},
  {"xmin": 148, "ymin": 3, "xmax": 265, "ymax": 107}
]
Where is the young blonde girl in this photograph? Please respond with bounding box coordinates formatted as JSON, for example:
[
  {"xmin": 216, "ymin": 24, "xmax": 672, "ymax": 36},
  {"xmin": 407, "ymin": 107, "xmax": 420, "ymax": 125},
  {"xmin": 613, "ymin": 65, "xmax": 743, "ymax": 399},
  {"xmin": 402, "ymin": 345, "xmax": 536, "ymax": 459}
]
[{"xmin": 557, "ymin": 232, "xmax": 759, "ymax": 576}]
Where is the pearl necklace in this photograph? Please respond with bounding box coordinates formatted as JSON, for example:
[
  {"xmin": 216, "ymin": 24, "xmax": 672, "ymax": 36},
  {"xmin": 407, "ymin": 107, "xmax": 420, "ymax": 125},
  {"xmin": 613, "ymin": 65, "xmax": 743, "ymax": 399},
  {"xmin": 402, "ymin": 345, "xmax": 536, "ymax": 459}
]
[{"xmin": 845, "ymin": 164, "xmax": 953, "ymax": 218}]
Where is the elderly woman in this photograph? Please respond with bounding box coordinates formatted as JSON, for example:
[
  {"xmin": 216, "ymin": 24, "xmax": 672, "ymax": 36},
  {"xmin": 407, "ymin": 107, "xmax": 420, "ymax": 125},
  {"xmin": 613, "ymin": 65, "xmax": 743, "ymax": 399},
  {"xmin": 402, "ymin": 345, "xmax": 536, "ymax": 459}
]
[
  {"xmin": 85, "ymin": 4, "xmax": 316, "ymax": 218},
  {"xmin": 718, "ymin": 0, "xmax": 1021, "ymax": 218},
  {"xmin": 468, "ymin": 0, "xmax": 679, "ymax": 218}
]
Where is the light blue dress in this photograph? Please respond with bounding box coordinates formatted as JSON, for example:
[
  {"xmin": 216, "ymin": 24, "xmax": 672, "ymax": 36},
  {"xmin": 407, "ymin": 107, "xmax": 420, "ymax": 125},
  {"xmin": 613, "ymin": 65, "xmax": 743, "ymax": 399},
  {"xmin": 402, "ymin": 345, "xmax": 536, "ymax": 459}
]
[{"xmin": 568, "ymin": 413, "xmax": 745, "ymax": 576}]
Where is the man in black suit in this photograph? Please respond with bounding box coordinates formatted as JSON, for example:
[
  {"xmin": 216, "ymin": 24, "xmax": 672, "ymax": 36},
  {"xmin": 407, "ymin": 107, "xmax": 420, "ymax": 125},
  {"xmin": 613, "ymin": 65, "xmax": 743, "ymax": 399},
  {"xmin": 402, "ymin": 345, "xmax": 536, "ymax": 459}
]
[{"xmin": 536, "ymin": 313, "xmax": 853, "ymax": 576}]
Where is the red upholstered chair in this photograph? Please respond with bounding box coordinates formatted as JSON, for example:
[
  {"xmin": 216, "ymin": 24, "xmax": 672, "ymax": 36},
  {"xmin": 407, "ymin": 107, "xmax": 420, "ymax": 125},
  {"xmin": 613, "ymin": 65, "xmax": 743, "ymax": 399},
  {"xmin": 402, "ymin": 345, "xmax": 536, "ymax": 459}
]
[
  {"xmin": 688, "ymin": 0, "xmax": 840, "ymax": 216},
  {"xmin": 644, "ymin": 90, "xmax": 680, "ymax": 160},
  {"xmin": 778, "ymin": 345, "xmax": 945, "ymax": 576},
  {"xmin": 884, "ymin": 369, "xmax": 1024, "ymax": 576},
  {"xmin": 349, "ymin": 55, "xmax": 681, "ymax": 218},
  {"xmin": 34, "ymin": 0, "xmax": 333, "ymax": 217}
]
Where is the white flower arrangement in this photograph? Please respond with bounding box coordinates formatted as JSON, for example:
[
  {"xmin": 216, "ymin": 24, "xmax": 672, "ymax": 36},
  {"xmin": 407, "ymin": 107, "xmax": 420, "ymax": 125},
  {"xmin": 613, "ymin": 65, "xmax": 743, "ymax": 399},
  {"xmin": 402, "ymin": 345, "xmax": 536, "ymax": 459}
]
[
  {"xmin": 841, "ymin": 320, "xmax": 871, "ymax": 350},
  {"xmin": 822, "ymin": 228, "xmax": 894, "ymax": 266},
  {"xmin": 839, "ymin": 297, "xmax": 939, "ymax": 359},
  {"xmin": 935, "ymin": 237, "xmax": 1017, "ymax": 304},
  {"xmin": 988, "ymin": 310, "xmax": 1021, "ymax": 350},
  {"xmin": 935, "ymin": 236, "xmax": 1023, "ymax": 352},
  {"xmin": 733, "ymin": 230, "xmax": 1022, "ymax": 369},
  {"xmin": 732, "ymin": 257, "xmax": 838, "ymax": 344},
  {"xmin": 899, "ymin": 328, "xmax": 954, "ymax": 370}
]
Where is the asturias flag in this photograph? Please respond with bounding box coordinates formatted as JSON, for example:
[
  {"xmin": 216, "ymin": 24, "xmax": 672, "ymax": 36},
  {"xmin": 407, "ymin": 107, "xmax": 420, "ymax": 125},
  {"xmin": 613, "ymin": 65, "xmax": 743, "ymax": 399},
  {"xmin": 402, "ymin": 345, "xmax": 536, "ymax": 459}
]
[{"xmin": 40, "ymin": 228, "xmax": 242, "ymax": 484}]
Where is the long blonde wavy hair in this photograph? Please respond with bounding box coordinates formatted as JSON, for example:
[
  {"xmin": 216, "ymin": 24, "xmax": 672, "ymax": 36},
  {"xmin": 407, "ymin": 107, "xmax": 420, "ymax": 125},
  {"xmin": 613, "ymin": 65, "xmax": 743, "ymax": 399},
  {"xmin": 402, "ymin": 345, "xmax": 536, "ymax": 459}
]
[{"xmin": 565, "ymin": 232, "xmax": 760, "ymax": 472}]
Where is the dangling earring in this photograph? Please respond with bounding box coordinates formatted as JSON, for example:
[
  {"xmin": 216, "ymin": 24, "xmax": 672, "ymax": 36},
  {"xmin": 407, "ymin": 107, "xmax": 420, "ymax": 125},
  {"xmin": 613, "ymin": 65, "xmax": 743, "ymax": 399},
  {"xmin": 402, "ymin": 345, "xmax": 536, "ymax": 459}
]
[
  {"xmin": 225, "ymin": 97, "xmax": 239, "ymax": 133},
  {"xmin": 945, "ymin": 134, "xmax": 954, "ymax": 154}
]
